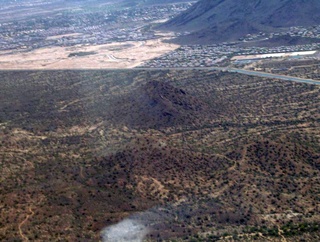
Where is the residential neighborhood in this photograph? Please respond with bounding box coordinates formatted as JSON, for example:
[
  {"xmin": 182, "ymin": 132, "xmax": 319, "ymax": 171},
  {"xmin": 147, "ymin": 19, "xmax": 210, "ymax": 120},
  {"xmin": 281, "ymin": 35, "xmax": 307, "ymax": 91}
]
[
  {"xmin": 139, "ymin": 42, "xmax": 320, "ymax": 68},
  {"xmin": 0, "ymin": 2, "xmax": 193, "ymax": 52}
]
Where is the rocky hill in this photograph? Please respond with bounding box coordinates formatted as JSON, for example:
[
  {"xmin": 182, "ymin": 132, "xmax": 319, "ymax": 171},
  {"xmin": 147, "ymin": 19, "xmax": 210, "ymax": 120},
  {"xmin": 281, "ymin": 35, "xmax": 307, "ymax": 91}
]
[
  {"xmin": 161, "ymin": 0, "xmax": 320, "ymax": 44},
  {"xmin": 1, "ymin": 70, "xmax": 319, "ymax": 241},
  {"xmin": 110, "ymin": 80, "xmax": 212, "ymax": 128}
]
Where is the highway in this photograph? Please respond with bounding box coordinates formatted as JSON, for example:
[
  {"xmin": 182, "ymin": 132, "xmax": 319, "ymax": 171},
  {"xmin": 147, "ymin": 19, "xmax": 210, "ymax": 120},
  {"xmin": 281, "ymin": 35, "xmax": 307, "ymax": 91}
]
[
  {"xmin": 134, "ymin": 67, "xmax": 320, "ymax": 86},
  {"xmin": 28, "ymin": 66, "xmax": 320, "ymax": 85},
  {"xmin": 223, "ymin": 68, "xmax": 320, "ymax": 86}
]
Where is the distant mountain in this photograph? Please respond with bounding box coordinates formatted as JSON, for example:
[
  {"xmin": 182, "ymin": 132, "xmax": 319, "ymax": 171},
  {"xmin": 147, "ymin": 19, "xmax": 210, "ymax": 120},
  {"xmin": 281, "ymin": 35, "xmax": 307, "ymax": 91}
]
[{"xmin": 161, "ymin": 0, "xmax": 320, "ymax": 44}]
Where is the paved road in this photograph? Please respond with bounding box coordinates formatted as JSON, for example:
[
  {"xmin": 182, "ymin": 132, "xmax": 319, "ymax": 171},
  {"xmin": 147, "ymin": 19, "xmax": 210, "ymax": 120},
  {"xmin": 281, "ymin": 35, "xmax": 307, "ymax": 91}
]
[
  {"xmin": 134, "ymin": 67, "xmax": 320, "ymax": 86},
  {"xmin": 30, "ymin": 66, "xmax": 319, "ymax": 85},
  {"xmin": 224, "ymin": 68, "xmax": 320, "ymax": 86}
]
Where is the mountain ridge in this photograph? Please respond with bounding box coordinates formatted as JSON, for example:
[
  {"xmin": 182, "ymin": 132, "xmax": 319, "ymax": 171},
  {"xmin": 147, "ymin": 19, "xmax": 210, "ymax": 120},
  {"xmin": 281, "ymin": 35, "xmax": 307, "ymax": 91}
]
[{"xmin": 161, "ymin": 0, "xmax": 320, "ymax": 44}]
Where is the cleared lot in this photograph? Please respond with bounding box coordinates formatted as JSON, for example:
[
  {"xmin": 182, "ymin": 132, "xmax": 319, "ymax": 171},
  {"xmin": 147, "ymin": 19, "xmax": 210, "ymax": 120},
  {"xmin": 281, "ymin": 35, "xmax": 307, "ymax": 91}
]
[{"xmin": 0, "ymin": 37, "xmax": 179, "ymax": 69}]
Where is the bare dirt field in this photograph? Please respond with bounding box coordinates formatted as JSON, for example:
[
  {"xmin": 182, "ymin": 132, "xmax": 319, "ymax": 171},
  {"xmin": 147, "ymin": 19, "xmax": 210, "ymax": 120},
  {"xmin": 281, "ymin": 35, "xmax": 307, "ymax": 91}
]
[{"xmin": 0, "ymin": 37, "xmax": 179, "ymax": 69}]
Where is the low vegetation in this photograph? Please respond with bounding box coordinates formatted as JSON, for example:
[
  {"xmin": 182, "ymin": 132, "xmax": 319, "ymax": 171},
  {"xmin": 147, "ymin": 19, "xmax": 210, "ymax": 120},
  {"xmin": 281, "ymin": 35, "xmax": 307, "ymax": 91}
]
[{"xmin": 0, "ymin": 70, "xmax": 319, "ymax": 241}]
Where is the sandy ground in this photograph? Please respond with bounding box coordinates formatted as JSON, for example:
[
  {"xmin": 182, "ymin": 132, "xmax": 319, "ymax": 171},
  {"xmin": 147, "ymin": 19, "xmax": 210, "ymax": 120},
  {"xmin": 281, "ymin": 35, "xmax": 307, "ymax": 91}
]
[{"xmin": 0, "ymin": 36, "xmax": 179, "ymax": 69}]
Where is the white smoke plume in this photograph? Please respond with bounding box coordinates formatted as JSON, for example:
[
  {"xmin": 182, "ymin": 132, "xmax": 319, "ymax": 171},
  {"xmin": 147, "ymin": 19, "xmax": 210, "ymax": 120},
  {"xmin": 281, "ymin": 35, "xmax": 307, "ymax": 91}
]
[
  {"xmin": 101, "ymin": 218, "xmax": 150, "ymax": 242},
  {"xmin": 99, "ymin": 200, "xmax": 206, "ymax": 242},
  {"xmin": 100, "ymin": 205, "xmax": 173, "ymax": 242}
]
